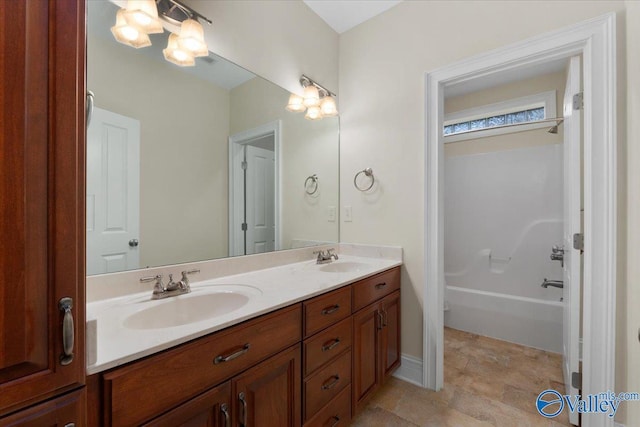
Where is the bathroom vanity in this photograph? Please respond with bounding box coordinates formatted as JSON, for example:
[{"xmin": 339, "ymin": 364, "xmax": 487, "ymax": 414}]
[{"xmin": 85, "ymin": 257, "xmax": 401, "ymax": 426}]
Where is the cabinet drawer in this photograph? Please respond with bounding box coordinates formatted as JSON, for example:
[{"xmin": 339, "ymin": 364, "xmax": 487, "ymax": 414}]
[
  {"xmin": 303, "ymin": 317, "xmax": 352, "ymax": 376},
  {"xmin": 304, "ymin": 286, "xmax": 351, "ymax": 338},
  {"xmin": 303, "ymin": 385, "xmax": 351, "ymax": 427},
  {"xmin": 103, "ymin": 305, "xmax": 301, "ymax": 427},
  {"xmin": 303, "ymin": 350, "xmax": 351, "ymax": 421},
  {"xmin": 352, "ymin": 267, "xmax": 400, "ymax": 312}
]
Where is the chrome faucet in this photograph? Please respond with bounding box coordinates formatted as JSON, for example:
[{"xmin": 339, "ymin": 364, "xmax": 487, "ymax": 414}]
[
  {"xmin": 550, "ymin": 245, "xmax": 565, "ymax": 267},
  {"xmin": 140, "ymin": 269, "xmax": 199, "ymax": 300},
  {"xmin": 314, "ymin": 248, "xmax": 339, "ymax": 264}
]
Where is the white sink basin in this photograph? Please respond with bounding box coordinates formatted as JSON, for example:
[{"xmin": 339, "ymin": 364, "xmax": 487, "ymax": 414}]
[
  {"xmin": 319, "ymin": 261, "xmax": 371, "ymax": 273},
  {"xmin": 123, "ymin": 285, "xmax": 260, "ymax": 329}
]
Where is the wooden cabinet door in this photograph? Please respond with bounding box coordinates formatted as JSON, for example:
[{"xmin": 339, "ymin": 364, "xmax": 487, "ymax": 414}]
[
  {"xmin": 0, "ymin": 388, "xmax": 86, "ymax": 427},
  {"xmin": 143, "ymin": 382, "xmax": 231, "ymax": 427},
  {"xmin": 232, "ymin": 344, "xmax": 301, "ymax": 427},
  {"xmin": 351, "ymin": 303, "xmax": 381, "ymax": 412},
  {"xmin": 380, "ymin": 291, "xmax": 401, "ymax": 381},
  {"xmin": 0, "ymin": 0, "xmax": 86, "ymax": 416}
]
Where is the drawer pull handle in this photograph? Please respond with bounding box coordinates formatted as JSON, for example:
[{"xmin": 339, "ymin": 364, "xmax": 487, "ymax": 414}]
[
  {"xmin": 331, "ymin": 416, "xmax": 340, "ymax": 427},
  {"xmin": 239, "ymin": 392, "xmax": 247, "ymax": 427},
  {"xmin": 321, "ymin": 304, "xmax": 340, "ymax": 315},
  {"xmin": 58, "ymin": 297, "xmax": 74, "ymax": 365},
  {"xmin": 322, "ymin": 338, "xmax": 341, "ymax": 352},
  {"xmin": 214, "ymin": 343, "xmax": 250, "ymax": 364},
  {"xmin": 321, "ymin": 375, "xmax": 340, "ymax": 390},
  {"xmin": 221, "ymin": 403, "xmax": 231, "ymax": 427},
  {"xmin": 375, "ymin": 282, "xmax": 387, "ymax": 289}
]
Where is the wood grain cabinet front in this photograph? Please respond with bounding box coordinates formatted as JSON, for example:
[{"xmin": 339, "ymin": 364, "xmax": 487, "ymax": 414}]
[
  {"xmin": 0, "ymin": 389, "xmax": 86, "ymax": 427},
  {"xmin": 0, "ymin": 0, "xmax": 86, "ymax": 420},
  {"xmin": 352, "ymin": 269, "xmax": 401, "ymax": 415},
  {"xmin": 303, "ymin": 287, "xmax": 352, "ymax": 338}
]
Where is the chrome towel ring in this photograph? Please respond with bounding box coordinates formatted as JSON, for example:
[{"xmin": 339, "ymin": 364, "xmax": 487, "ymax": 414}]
[
  {"xmin": 305, "ymin": 174, "xmax": 319, "ymax": 195},
  {"xmin": 354, "ymin": 168, "xmax": 374, "ymax": 192}
]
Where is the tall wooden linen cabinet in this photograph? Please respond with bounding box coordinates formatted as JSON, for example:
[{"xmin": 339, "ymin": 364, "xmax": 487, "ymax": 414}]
[{"xmin": 0, "ymin": 0, "xmax": 86, "ymax": 425}]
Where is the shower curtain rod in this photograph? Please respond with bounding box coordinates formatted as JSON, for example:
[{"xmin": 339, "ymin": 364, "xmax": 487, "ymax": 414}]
[{"xmin": 444, "ymin": 117, "xmax": 565, "ymax": 137}]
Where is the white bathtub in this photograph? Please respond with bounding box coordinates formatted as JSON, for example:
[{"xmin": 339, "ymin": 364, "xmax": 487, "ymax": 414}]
[{"xmin": 444, "ymin": 285, "xmax": 563, "ymax": 353}]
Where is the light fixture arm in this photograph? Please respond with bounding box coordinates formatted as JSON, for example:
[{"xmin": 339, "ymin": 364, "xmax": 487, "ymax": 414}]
[
  {"xmin": 163, "ymin": 0, "xmax": 212, "ymax": 25},
  {"xmin": 300, "ymin": 75, "xmax": 336, "ymax": 98}
]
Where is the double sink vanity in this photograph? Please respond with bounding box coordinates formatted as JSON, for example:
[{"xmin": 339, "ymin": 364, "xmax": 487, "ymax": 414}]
[{"xmin": 86, "ymin": 245, "xmax": 402, "ymax": 426}]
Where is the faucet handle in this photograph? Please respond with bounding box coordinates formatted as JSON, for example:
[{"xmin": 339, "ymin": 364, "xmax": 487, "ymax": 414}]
[
  {"xmin": 140, "ymin": 274, "xmax": 165, "ymax": 294},
  {"xmin": 180, "ymin": 269, "xmax": 200, "ymax": 290}
]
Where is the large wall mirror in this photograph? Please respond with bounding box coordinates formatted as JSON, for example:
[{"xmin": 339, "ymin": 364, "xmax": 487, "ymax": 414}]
[{"xmin": 86, "ymin": 1, "xmax": 339, "ymax": 275}]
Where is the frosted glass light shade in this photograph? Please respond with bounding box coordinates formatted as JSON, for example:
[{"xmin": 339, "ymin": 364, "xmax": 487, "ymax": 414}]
[
  {"xmin": 123, "ymin": 0, "xmax": 163, "ymax": 34},
  {"xmin": 305, "ymin": 105, "xmax": 322, "ymax": 120},
  {"xmin": 163, "ymin": 33, "xmax": 195, "ymax": 67},
  {"xmin": 111, "ymin": 9, "xmax": 152, "ymax": 49},
  {"xmin": 177, "ymin": 19, "xmax": 208, "ymax": 57},
  {"xmin": 286, "ymin": 94, "xmax": 305, "ymax": 112},
  {"xmin": 320, "ymin": 96, "xmax": 338, "ymax": 117},
  {"xmin": 303, "ymin": 85, "xmax": 320, "ymax": 107}
]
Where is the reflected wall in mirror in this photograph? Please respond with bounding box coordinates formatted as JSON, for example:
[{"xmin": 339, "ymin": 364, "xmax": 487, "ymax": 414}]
[{"xmin": 86, "ymin": 1, "xmax": 339, "ymax": 276}]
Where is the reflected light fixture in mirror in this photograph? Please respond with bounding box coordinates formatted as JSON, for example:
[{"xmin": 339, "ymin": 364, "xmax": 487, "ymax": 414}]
[
  {"xmin": 163, "ymin": 33, "xmax": 195, "ymax": 66},
  {"xmin": 111, "ymin": 9, "xmax": 152, "ymax": 48},
  {"xmin": 123, "ymin": 0, "xmax": 163, "ymax": 34},
  {"xmin": 286, "ymin": 75, "xmax": 338, "ymax": 120}
]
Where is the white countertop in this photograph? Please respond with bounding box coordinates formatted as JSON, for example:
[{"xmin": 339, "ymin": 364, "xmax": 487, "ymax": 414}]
[{"xmin": 86, "ymin": 254, "xmax": 401, "ymax": 375}]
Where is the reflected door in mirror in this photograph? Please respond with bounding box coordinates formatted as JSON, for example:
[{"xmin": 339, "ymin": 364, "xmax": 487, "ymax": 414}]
[{"xmin": 87, "ymin": 107, "xmax": 140, "ymax": 275}]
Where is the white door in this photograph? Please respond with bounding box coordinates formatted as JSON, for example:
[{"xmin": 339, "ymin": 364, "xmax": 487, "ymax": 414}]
[
  {"xmin": 86, "ymin": 107, "xmax": 140, "ymax": 275},
  {"xmin": 562, "ymin": 56, "xmax": 582, "ymax": 426},
  {"xmin": 245, "ymin": 145, "xmax": 275, "ymax": 255}
]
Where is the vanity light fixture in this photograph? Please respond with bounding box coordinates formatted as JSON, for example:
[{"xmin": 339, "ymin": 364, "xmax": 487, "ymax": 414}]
[
  {"xmin": 176, "ymin": 19, "xmax": 208, "ymax": 57},
  {"xmin": 286, "ymin": 75, "xmax": 338, "ymax": 120},
  {"xmin": 111, "ymin": 8, "xmax": 152, "ymax": 48},
  {"xmin": 163, "ymin": 33, "xmax": 195, "ymax": 66},
  {"xmin": 122, "ymin": 0, "xmax": 163, "ymax": 34}
]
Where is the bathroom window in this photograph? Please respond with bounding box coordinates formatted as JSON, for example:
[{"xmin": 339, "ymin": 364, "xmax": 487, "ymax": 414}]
[{"xmin": 443, "ymin": 90, "xmax": 556, "ymax": 143}]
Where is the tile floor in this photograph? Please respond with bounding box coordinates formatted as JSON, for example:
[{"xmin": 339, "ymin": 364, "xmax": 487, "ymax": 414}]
[{"xmin": 351, "ymin": 327, "xmax": 572, "ymax": 426}]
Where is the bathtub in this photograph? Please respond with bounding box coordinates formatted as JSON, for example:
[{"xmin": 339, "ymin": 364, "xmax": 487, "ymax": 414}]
[{"xmin": 444, "ymin": 285, "xmax": 563, "ymax": 353}]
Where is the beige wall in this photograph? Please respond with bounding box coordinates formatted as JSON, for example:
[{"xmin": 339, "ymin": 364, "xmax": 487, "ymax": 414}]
[
  {"xmin": 625, "ymin": 0, "xmax": 640, "ymax": 423},
  {"xmin": 444, "ymin": 71, "xmax": 565, "ymax": 156},
  {"xmin": 88, "ymin": 35, "xmax": 230, "ymax": 268},
  {"xmin": 186, "ymin": 0, "xmax": 339, "ymax": 97},
  {"xmin": 229, "ymin": 77, "xmax": 340, "ymax": 247},
  {"xmin": 339, "ymin": 1, "xmax": 633, "ymax": 422}
]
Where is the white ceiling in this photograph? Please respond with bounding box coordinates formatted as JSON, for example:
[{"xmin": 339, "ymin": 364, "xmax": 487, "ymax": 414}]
[{"xmin": 303, "ymin": 0, "xmax": 403, "ymax": 34}]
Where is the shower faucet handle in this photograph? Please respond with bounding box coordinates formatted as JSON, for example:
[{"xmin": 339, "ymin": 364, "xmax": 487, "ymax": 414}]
[{"xmin": 551, "ymin": 245, "xmax": 565, "ymax": 254}]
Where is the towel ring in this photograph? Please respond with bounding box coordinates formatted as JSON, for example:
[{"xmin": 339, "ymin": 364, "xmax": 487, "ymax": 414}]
[
  {"xmin": 305, "ymin": 174, "xmax": 319, "ymax": 195},
  {"xmin": 354, "ymin": 168, "xmax": 375, "ymax": 192}
]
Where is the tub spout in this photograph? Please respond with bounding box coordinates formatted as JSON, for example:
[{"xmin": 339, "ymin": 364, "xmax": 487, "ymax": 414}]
[{"xmin": 541, "ymin": 278, "xmax": 564, "ymax": 289}]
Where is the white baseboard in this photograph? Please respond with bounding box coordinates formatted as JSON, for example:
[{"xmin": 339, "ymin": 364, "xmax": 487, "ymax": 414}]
[{"xmin": 392, "ymin": 354, "xmax": 424, "ymax": 387}]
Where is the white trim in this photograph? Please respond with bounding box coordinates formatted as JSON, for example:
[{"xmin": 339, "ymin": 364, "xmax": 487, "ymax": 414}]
[
  {"xmin": 228, "ymin": 120, "xmax": 282, "ymax": 256},
  {"xmin": 424, "ymin": 13, "xmax": 617, "ymax": 427},
  {"xmin": 444, "ymin": 90, "xmax": 556, "ymax": 142},
  {"xmin": 392, "ymin": 354, "xmax": 424, "ymax": 387}
]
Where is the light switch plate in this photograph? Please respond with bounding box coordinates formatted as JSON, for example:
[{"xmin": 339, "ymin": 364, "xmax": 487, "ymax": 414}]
[
  {"xmin": 344, "ymin": 206, "xmax": 352, "ymax": 222},
  {"xmin": 327, "ymin": 206, "xmax": 336, "ymax": 222}
]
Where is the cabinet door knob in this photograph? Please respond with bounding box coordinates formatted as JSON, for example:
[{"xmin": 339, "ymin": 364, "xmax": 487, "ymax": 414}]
[
  {"xmin": 321, "ymin": 304, "xmax": 340, "ymax": 315},
  {"xmin": 220, "ymin": 403, "xmax": 231, "ymax": 427},
  {"xmin": 58, "ymin": 297, "xmax": 74, "ymax": 365},
  {"xmin": 214, "ymin": 343, "xmax": 250, "ymax": 364},
  {"xmin": 239, "ymin": 392, "xmax": 248, "ymax": 427}
]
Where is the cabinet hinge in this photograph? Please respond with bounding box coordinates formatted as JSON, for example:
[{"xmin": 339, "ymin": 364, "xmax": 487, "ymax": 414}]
[
  {"xmin": 573, "ymin": 92, "xmax": 584, "ymax": 110},
  {"xmin": 241, "ymin": 223, "xmax": 247, "ymax": 231},
  {"xmin": 241, "ymin": 161, "xmax": 248, "ymax": 170},
  {"xmin": 571, "ymin": 371, "xmax": 582, "ymax": 390},
  {"xmin": 573, "ymin": 233, "xmax": 584, "ymax": 251}
]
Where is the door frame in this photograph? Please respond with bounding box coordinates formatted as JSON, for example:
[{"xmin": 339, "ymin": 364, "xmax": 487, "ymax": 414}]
[
  {"xmin": 228, "ymin": 120, "xmax": 282, "ymax": 256},
  {"xmin": 424, "ymin": 12, "xmax": 617, "ymax": 426}
]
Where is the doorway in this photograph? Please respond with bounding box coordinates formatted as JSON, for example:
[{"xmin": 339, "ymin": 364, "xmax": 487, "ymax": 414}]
[
  {"xmin": 424, "ymin": 13, "xmax": 617, "ymax": 427},
  {"xmin": 229, "ymin": 121, "xmax": 282, "ymax": 256}
]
